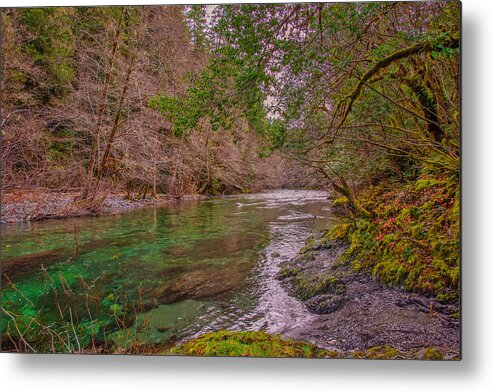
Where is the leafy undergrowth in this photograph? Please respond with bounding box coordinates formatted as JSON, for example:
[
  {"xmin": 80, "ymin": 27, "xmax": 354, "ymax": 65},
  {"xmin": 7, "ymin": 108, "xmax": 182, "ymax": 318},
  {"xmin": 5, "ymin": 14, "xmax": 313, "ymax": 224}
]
[
  {"xmin": 327, "ymin": 174, "xmax": 459, "ymax": 302},
  {"xmin": 168, "ymin": 330, "xmax": 456, "ymax": 360}
]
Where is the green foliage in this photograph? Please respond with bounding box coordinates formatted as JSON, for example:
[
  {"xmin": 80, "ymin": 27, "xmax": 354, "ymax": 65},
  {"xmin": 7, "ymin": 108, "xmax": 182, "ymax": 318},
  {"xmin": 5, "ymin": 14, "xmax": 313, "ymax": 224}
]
[
  {"xmin": 149, "ymin": 4, "xmax": 287, "ymax": 144},
  {"xmin": 20, "ymin": 8, "xmax": 76, "ymax": 97},
  {"xmin": 0, "ymin": 272, "xmax": 131, "ymax": 353},
  {"xmin": 149, "ymin": 54, "xmax": 268, "ymax": 137},
  {"xmin": 186, "ymin": 5, "xmax": 208, "ymax": 48}
]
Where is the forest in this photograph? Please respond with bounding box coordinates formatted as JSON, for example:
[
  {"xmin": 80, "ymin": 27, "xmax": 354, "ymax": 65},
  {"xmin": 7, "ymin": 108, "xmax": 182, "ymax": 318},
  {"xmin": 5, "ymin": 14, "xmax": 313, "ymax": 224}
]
[{"xmin": 1, "ymin": 2, "xmax": 460, "ymax": 358}]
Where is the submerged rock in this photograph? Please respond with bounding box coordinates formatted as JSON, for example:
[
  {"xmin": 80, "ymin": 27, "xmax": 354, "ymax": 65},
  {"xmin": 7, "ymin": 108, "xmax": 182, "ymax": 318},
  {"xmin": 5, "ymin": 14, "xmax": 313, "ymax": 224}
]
[{"xmin": 154, "ymin": 261, "xmax": 252, "ymax": 304}]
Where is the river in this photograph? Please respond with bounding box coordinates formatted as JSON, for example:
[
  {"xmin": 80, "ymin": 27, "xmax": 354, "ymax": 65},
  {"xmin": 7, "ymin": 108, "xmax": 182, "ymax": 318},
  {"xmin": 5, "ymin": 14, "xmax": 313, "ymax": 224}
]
[{"xmin": 1, "ymin": 189, "xmax": 338, "ymax": 350}]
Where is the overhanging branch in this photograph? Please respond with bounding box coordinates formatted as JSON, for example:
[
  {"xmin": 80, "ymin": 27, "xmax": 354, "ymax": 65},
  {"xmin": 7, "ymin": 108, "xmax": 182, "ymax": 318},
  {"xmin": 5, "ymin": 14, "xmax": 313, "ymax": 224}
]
[{"xmin": 338, "ymin": 35, "xmax": 459, "ymax": 129}]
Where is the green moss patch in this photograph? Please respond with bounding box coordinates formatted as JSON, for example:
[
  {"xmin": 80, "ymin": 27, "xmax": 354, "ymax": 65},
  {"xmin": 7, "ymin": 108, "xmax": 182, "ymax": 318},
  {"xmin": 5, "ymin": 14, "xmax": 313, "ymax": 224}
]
[
  {"xmin": 294, "ymin": 274, "xmax": 345, "ymax": 301},
  {"xmin": 169, "ymin": 330, "xmax": 456, "ymax": 360},
  {"xmin": 170, "ymin": 330, "xmax": 334, "ymax": 358}
]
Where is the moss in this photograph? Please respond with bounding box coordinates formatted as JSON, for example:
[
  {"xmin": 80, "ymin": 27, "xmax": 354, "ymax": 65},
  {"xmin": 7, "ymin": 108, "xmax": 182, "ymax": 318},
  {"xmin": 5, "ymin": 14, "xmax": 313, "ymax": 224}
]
[
  {"xmin": 325, "ymin": 223, "xmax": 352, "ymax": 241},
  {"xmin": 356, "ymin": 345, "xmax": 403, "ymax": 359},
  {"xmin": 415, "ymin": 178, "xmax": 440, "ymax": 191},
  {"xmin": 341, "ymin": 175, "xmax": 459, "ymax": 301},
  {"xmin": 277, "ymin": 265, "xmax": 301, "ymax": 279},
  {"xmin": 294, "ymin": 275, "xmax": 345, "ymax": 301},
  {"xmin": 372, "ymin": 261, "xmax": 409, "ymax": 288},
  {"xmin": 168, "ymin": 331, "xmax": 453, "ymax": 359},
  {"xmin": 170, "ymin": 330, "xmax": 334, "ymax": 358},
  {"xmin": 418, "ymin": 347, "xmax": 443, "ymax": 360},
  {"xmin": 299, "ymin": 238, "xmax": 316, "ymax": 254},
  {"xmin": 352, "ymin": 346, "xmax": 448, "ymax": 360},
  {"xmin": 171, "ymin": 331, "xmax": 455, "ymax": 359},
  {"xmin": 332, "ymin": 196, "xmax": 349, "ymax": 207},
  {"xmin": 436, "ymin": 291, "xmax": 457, "ymax": 303}
]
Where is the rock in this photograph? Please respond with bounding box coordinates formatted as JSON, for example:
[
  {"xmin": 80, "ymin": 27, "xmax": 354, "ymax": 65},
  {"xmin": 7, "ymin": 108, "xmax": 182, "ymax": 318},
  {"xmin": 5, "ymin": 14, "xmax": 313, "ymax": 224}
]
[
  {"xmin": 413, "ymin": 347, "xmax": 443, "ymax": 360},
  {"xmin": 306, "ymin": 294, "xmax": 345, "ymax": 314},
  {"xmin": 2, "ymin": 248, "xmax": 67, "ymax": 279},
  {"xmin": 154, "ymin": 261, "xmax": 252, "ymax": 304}
]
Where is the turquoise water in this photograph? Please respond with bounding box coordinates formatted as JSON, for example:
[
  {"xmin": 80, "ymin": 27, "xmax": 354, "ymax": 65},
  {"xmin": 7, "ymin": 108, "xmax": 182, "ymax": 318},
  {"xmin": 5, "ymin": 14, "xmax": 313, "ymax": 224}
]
[{"xmin": 1, "ymin": 190, "xmax": 336, "ymax": 352}]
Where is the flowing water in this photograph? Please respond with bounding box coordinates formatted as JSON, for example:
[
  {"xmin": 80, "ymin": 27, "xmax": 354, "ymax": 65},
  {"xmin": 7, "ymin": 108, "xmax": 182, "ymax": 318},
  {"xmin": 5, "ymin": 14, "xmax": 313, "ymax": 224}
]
[{"xmin": 1, "ymin": 190, "xmax": 337, "ymax": 349}]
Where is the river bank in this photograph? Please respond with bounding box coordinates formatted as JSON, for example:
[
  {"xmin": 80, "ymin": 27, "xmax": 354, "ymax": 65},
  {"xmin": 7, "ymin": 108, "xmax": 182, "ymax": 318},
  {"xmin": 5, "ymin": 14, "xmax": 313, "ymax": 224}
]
[
  {"xmin": 276, "ymin": 233, "xmax": 460, "ymax": 358},
  {"xmin": 156, "ymin": 227, "xmax": 459, "ymax": 359},
  {"xmin": 0, "ymin": 189, "xmax": 207, "ymax": 224}
]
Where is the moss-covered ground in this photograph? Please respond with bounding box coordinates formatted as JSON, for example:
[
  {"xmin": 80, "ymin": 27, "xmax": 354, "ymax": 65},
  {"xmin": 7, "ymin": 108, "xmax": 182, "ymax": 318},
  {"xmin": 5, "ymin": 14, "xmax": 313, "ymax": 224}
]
[
  {"xmin": 325, "ymin": 174, "xmax": 459, "ymax": 302},
  {"xmin": 169, "ymin": 330, "xmax": 333, "ymax": 358},
  {"xmin": 168, "ymin": 330, "xmax": 456, "ymax": 359}
]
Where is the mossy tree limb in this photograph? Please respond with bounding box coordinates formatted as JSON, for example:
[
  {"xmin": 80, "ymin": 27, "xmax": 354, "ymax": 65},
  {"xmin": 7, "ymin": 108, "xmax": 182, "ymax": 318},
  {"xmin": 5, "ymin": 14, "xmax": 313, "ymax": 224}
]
[{"xmin": 338, "ymin": 35, "xmax": 459, "ymax": 130}]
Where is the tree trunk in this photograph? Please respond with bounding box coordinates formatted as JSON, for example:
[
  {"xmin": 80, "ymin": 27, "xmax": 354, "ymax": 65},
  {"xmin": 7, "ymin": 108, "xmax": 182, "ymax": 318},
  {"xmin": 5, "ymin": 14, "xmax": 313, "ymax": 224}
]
[
  {"xmin": 83, "ymin": 9, "xmax": 125, "ymax": 199},
  {"xmin": 93, "ymin": 56, "xmax": 134, "ymax": 192}
]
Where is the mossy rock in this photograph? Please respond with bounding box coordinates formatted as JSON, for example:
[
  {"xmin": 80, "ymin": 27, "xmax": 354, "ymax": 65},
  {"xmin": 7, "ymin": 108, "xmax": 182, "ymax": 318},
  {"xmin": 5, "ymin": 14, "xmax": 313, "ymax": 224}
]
[
  {"xmin": 414, "ymin": 347, "xmax": 443, "ymax": 360},
  {"xmin": 306, "ymin": 293, "xmax": 345, "ymax": 314},
  {"xmin": 355, "ymin": 345, "xmax": 404, "ymax": 359},
  {"xmin": 277, "ymin": 265, "xmax": 301, "ymax": 279},
  {"xmin": 299, "ymin": 238, "xmax": 316, "ymax": 254},
  {"xmin": 294, "ymin": 274, "xmax": 345, "ymax": 301},
  {"xmin": 170, "ymin": 330, "xmax": 335, "ymax": 358}
]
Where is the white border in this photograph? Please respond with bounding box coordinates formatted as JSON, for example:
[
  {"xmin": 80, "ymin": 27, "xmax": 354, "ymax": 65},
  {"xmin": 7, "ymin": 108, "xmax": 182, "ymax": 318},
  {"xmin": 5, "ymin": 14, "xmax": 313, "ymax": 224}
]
[{"xmin": 1, "ymin": 1, "xmax": 493, "ymax": 391}]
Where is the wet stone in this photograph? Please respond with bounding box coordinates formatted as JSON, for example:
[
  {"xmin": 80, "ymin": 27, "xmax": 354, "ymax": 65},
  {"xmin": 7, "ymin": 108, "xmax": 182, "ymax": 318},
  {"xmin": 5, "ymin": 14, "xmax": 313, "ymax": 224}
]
[{"xmin": 306, "ymin": 293, "xmax": 345, "ymax": 314}]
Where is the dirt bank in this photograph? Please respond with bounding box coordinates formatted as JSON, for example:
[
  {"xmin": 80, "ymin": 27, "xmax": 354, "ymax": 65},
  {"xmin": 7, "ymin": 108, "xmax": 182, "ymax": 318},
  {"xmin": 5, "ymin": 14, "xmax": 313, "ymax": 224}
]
[{"xmin": 277, "ymin": 235, "xmax": 460, "ymax": 358}]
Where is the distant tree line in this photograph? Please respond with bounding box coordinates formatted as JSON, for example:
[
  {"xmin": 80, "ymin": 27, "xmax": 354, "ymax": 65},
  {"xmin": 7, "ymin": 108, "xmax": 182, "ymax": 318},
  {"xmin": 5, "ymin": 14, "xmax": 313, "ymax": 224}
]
[{"xmin": 1, "ymin": 6, "xmax": 296, "ymax": 202}]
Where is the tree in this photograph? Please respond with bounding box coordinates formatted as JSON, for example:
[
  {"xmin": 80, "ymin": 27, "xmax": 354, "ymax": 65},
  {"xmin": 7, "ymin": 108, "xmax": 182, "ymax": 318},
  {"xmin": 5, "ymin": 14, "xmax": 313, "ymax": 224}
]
[{"xmin": 205, "ymin": 2, "xmax": 460, "ymax": 214}]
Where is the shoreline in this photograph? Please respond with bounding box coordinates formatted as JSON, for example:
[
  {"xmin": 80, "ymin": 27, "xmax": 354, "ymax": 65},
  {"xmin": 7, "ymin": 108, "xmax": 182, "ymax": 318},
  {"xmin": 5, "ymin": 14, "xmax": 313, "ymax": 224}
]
[
  {"xmin": 276, "ymin": 233, "xmax": 460, "ymax": 357},
  {"xmin": 0, "ymin": 187, "xmax": 325, "ymax": 224},
  {"xmin": 0, "ymin": 189, "xmax": 208, "ymax": 224},
  {"xmin": 165, "ymin": 330, "xmax": 458, "ymax": 360}
]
